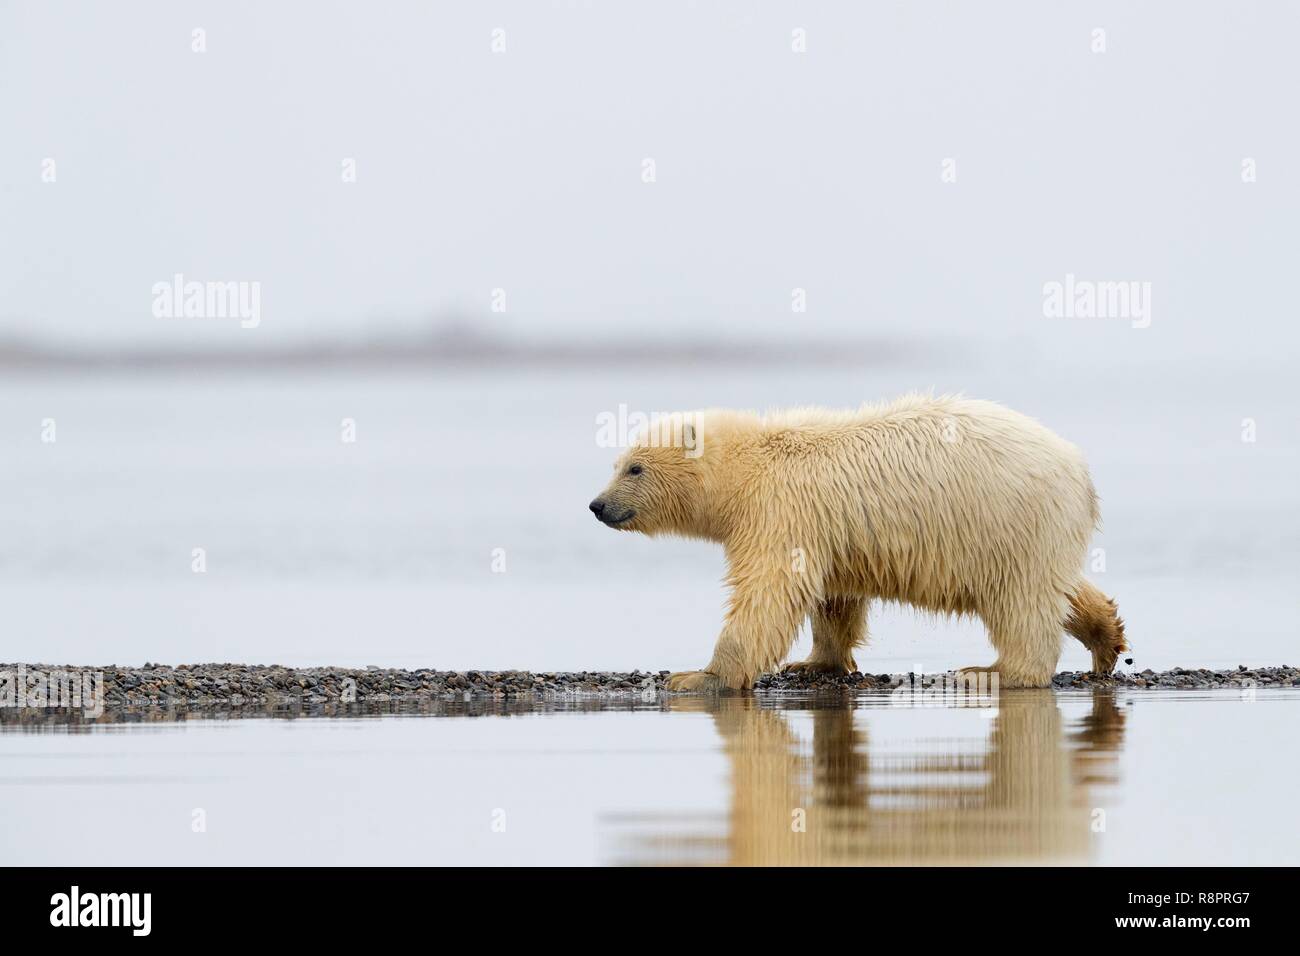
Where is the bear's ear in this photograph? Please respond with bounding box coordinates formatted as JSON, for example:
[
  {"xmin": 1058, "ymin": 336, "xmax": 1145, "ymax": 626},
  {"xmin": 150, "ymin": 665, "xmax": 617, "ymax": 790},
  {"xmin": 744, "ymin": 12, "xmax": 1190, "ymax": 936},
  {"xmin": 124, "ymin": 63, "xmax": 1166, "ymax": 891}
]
[{"xmin": 681, "ymin": 419, "xmax": 700, "ymax": 455}]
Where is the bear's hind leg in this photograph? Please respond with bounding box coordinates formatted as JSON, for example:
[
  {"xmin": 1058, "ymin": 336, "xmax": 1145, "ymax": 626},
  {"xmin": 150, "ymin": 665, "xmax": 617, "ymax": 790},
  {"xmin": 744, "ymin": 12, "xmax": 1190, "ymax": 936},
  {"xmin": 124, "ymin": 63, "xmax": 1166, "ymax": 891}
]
[
  {"xmin": 1064, "ymin": 579, "xmax": 1127, "ymax": 674},
  {"xmin": 783, "ymin": 595, "xmax": 866, "ymax": 675},
  {"xmin": 966, "ymin": 600, "xmax": 1065, "ymax": 689}
]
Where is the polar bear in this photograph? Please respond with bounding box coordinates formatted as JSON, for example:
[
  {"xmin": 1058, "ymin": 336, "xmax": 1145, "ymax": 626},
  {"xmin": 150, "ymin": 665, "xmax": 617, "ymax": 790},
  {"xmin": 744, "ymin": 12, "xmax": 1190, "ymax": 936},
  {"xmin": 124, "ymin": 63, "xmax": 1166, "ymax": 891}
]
[{"xmin": 588, "ymin": 395, "xmax": 1126, "ymax": 691}]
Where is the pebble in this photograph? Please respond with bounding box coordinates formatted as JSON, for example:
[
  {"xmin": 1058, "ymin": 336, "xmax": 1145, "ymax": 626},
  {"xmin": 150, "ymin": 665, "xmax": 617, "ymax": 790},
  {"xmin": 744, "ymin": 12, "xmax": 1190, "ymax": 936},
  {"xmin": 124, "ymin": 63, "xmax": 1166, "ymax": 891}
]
[{"xmin": 1, "ymin": 662, "xmax": 1295, "ymax": 714}]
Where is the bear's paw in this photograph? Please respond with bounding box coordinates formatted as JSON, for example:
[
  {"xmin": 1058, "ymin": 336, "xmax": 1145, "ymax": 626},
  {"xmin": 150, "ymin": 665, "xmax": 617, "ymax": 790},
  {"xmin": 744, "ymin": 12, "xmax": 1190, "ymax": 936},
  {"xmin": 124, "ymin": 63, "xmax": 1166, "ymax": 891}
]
[
  {"xmin": 665, "ymin": 670, "xmax": 727, "ymax": 693},
  {"xmin": 782, "ymin": 658, "xmax": 857, "ymax": 676}
]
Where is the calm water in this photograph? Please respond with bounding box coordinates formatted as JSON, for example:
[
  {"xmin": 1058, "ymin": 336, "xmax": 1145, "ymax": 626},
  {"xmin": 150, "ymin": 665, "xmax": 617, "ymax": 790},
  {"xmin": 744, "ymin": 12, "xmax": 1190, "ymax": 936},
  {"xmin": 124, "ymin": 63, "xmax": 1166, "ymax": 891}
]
[{"xmin": 2, "ymin": 687, "xmax": 1296, "ymax": 866}]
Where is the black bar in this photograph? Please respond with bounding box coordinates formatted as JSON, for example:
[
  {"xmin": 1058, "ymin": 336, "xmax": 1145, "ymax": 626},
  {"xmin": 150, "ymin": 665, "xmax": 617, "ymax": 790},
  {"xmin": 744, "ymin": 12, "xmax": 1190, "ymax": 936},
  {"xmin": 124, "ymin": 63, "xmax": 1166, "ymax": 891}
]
[{"xmin": 0, "ymin": 867, "xmax": 1279, "ymax": 938}]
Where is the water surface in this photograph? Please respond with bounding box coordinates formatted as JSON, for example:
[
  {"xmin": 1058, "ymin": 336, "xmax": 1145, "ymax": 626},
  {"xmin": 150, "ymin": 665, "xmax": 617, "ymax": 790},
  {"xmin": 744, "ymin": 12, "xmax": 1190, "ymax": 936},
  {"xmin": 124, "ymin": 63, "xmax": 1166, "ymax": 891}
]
[{"xmin": 2, "ymin": 687, "xmax": 1293, "ymax": 866}]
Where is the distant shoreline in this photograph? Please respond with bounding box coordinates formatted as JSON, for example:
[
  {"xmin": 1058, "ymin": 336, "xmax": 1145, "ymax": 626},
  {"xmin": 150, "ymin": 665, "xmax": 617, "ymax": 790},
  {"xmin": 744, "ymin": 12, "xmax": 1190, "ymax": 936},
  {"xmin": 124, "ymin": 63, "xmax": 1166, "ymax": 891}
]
[{"xmin": 0, "ymin": 332, "xmax": 923, "ymax": 372}]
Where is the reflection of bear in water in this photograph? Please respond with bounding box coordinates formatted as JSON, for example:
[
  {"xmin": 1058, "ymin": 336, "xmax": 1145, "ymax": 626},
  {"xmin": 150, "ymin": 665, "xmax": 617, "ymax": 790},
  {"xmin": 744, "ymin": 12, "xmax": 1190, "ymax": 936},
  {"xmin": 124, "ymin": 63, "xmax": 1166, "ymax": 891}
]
[
  {"xmin": 589, "ymin": 397, "xmax": 1126, "ymax": 691},
  {"xmin": 613, "ymin": 690, "xmax": 1126, "ymax": 866}
]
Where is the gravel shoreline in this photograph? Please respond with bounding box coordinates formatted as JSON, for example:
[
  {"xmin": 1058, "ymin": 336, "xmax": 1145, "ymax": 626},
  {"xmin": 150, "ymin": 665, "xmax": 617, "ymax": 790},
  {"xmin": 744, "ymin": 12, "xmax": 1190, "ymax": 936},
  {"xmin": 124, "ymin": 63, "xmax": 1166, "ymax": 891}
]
[{"xmin": 2, "ymin": 662, "xmax": 1298, "ymax": 712}]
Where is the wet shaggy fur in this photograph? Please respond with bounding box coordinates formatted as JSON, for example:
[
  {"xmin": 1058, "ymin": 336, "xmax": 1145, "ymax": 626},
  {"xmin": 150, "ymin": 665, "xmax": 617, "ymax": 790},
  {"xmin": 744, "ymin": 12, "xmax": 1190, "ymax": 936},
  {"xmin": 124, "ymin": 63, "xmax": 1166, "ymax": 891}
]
[{"xmin": 589, "ymin": 394, "xmax": 1127, "ymax": 691}]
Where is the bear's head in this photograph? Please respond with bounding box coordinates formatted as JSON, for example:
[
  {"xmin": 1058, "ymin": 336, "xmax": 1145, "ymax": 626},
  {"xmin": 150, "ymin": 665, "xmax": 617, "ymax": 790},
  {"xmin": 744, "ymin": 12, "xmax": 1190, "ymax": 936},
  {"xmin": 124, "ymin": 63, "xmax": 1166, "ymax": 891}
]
[{"xmin": 589, "ymin": 416, "xmax": 705, "ymax": 537}]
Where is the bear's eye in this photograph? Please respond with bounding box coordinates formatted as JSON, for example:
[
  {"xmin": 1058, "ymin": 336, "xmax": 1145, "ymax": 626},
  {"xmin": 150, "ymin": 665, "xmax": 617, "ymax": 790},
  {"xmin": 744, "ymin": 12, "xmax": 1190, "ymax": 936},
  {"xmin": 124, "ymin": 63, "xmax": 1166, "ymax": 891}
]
[{"xmin": 627, "ymin": 464, "xmax": 643, "ymax": 476}]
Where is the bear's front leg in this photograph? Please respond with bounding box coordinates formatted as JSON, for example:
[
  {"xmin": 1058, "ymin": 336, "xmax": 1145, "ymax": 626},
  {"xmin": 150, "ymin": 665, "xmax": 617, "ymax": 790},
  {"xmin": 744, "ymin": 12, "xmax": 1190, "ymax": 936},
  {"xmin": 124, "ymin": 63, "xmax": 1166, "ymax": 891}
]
[
  {"xmin": 783, "ymin": 595, "xmax": 867, "ymax": 675},
  {"xmin": 668, "ymin": 567, "xmax": 811, "ymax": 693},
  {"xmin": 667, "ymin": 630, "xmax": 749, "ymax": 691}
]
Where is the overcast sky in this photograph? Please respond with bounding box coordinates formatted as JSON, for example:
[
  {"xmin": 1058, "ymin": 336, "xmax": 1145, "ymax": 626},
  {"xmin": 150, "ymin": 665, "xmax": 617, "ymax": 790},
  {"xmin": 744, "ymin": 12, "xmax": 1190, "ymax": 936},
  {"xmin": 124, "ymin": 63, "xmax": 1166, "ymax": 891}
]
[{"xmin": 1, "ymin": 1, "xmax": 1296, "ymax": 362}]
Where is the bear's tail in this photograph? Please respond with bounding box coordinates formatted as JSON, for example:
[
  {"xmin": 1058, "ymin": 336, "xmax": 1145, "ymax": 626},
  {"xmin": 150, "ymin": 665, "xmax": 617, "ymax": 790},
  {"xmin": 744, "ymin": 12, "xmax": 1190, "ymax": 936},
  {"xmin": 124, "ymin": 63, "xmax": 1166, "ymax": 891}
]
[{"xmin": 1064, "ymin": 580, "xmax": 1128, "ymax": 674}]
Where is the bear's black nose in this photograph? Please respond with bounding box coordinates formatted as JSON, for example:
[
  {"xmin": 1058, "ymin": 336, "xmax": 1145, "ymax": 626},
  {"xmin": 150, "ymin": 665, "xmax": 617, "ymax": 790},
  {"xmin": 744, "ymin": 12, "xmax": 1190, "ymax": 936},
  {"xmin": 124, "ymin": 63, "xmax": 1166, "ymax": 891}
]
[{"xmin": 589, "ymin": 499, "xmax": 606, "ymax": 517}]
